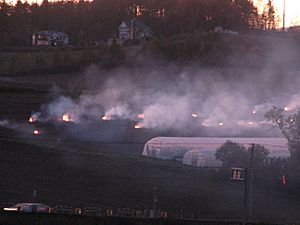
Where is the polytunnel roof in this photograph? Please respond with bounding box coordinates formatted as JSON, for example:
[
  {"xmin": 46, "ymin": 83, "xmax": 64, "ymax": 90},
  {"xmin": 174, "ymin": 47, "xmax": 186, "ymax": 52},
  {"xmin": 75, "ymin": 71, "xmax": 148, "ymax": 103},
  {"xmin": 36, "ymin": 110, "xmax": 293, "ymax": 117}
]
[{"xmin": 143, "ymin": 136, "xmax": 289, "ymax": 158}]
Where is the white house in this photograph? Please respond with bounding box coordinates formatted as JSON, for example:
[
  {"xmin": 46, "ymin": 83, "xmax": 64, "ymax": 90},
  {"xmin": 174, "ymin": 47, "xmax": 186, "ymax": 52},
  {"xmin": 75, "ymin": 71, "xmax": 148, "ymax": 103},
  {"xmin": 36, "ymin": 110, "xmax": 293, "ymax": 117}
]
[
  {"xmin": 118, "ymin": 18, "xmax": 154, "ymax": 43},
  {"xmin": 32, "ymin": 31, "xmax": 69, "ymax": 47}
]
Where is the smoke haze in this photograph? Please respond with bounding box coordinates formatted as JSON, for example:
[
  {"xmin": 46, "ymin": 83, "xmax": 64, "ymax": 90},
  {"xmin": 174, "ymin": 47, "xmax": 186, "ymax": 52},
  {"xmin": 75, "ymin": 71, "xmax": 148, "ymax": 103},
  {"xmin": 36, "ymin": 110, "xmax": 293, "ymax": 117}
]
[
  {"xmin": 1, "ymin": 36, "xmax": 300, "ymax": 139},
  {"xmin": 40, "ymin": 50, "xmax": 300, "ymax": 137}
]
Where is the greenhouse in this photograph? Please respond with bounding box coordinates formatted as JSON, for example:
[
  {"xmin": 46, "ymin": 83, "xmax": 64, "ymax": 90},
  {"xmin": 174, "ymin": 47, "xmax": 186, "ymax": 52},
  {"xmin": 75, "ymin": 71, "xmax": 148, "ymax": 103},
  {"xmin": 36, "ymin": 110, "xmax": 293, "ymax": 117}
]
[{"xmin": 142, "ymin": 137, "xmax": 289, "ymax": 168}]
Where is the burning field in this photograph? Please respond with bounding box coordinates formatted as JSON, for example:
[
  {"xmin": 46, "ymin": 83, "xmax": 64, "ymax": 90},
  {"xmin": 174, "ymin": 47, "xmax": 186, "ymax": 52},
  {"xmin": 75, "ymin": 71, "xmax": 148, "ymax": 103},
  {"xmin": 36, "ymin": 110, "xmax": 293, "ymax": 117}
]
[
  {"xmin": 1, "ymin": 63, "xmax": 300, "ymax": 143},
  {"xmin": 1, "ymin": 39, "xmax": 300, "ymax": 222}
]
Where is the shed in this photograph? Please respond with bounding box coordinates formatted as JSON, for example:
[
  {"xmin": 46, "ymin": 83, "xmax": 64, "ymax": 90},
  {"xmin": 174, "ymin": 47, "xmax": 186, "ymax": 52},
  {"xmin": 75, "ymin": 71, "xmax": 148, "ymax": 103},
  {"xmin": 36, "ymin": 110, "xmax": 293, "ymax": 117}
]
[{"xmin": 32, "ymin": 31, "xmax": 69, "ymax": 47}]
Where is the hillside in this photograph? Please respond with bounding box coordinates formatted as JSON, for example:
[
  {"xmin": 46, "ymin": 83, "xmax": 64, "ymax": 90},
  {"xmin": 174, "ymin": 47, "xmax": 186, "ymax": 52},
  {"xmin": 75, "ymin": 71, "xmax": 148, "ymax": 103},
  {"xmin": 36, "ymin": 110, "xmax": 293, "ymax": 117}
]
[{"xmin": 1, "ymin": 33, "xmax": 300, "ymax": 222}]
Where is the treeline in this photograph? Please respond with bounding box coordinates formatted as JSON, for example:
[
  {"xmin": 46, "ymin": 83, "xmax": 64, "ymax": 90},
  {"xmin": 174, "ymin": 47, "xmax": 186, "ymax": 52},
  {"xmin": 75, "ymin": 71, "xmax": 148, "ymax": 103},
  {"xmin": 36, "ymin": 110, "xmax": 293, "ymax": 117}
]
[{"xmin": 0, "ymin": 0, "xmax": 278, "ymax": 46}]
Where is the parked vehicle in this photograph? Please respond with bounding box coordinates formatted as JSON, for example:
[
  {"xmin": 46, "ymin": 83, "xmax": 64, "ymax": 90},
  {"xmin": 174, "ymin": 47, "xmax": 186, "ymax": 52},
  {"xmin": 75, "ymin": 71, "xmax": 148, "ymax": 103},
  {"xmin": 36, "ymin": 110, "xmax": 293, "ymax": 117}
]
[
  {"xmin": 53, "ymin": 205, "xmax": 73, "ymax": 214},
  {"xmin": 83, "ymin": 206, "xmax": 102, "ymax": 216},
  {"xmin": 4, "ymin": 203, "xmax": 52, "ymax": 213}
]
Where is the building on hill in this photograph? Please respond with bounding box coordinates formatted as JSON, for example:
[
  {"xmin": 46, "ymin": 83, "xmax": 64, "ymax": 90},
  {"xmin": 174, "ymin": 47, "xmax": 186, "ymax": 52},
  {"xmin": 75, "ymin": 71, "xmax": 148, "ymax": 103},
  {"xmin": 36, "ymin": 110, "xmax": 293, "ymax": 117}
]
[
  {"xmin": 32, "ymin": 31, "xmax": 69, "ymax": 47},
  {"xmin": 118, "ymin": 18, "xmax": 154, "ymax": 44},
  {"xmin": 214, "ymin": 26, "xmax": 239, "ymax": 35},
  {"xmin": 143, "ymin": 137, "xmax": 289, "ymax": 168},
  {"xmin": 288, "ymin": 26, "xmax": 300, "ymax": 32}
]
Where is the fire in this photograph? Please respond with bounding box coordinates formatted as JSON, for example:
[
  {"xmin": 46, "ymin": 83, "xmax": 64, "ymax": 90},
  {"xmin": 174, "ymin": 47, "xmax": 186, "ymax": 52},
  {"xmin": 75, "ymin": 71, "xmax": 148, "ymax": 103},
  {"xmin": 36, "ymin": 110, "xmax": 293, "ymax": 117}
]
[
  {"xmin": 28, "ymin": 117, "xmax": 34, "ymax": 123},
  {"xmin": 191, "ymin": 113, "xmax": 198, "ymax": 118},
  {"xmin": 28, "ymin": 112, "xmax": 41, "ymax": 123},
  {"xmin": 218, "ymin": 122, "xmax": 224, "ymax": 126},
  {"xmin": 137, "ymin": 114, "xmax": 145, "ymax": 119},
  {"xmin": 62, "ymin": 113, "xmax": 75, "ymax": 122},
  {"xmin": 248, "ymin": 121, "xmax": 254, "ymax": 125},
  {"xmin": 33, "ymin": 129, "xmax": 40, "ymax": 135},
  {"xmin": 284, "ymin": 107, "xmax": 289, "ymax": 112},
  {"xmin": 102, "ymin": 115, "xmax": 111, "ymax": 121},
  {"xmin": 134, "ymin": 123, "xmax": 143, "ymax": 129},
  {"xmin": 252, "ymin": 110, "xmax": 256, "ymax": 114}
]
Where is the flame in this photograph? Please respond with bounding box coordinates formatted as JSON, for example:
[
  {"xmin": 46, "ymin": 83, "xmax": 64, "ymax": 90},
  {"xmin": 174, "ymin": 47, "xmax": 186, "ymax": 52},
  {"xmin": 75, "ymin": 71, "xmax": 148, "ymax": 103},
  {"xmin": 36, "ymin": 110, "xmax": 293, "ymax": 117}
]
[
  {"xmin": 284, "ymin": 107, "xmax": 289, "ymax": 112},
  {"xmin": 218, "ymin": 122, "xmax": 224, "ymax": 126},
  {"xmin": 191, "ymin": 113, "xmax": 198, "ymax": 118},
  {"xmin": 134, "ymin": 123, "xmax": 143, "ymax": 129},
  {"xmin": 28, "ymin": 117, "xmax": 34, "ymax": 123},
  {"xmin": 62, "ymin": 113, "xmax": 75, "ymax": 122},
  {"xmin": 248, "ymin": 121, "xmax": 254, "ymax": 125},
  {"xmin": 102, "ymin": 115, "xmax": 111, "ymax": 121},
  {"xmin": 137, "ymin": 114, "xmax": 145, "ymax": 119},
  {"xmin": 252, "ymin": 110, "xmax": 256, "ymax": 114},
  {"xmin": 28, "ymin": 113, "xmax": 40, "ymax": 123},
  {"xmin": 33, "ymin": 129, "xmax": 40, "ymax": 135}
]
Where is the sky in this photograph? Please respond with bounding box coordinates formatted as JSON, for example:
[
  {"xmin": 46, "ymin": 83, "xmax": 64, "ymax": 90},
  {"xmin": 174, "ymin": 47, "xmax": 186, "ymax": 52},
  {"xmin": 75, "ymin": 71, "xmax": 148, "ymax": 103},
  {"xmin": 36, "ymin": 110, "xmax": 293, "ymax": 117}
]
[
  {"xmin": 7, "ymin": 0, "xmax": 300, "ymax": 28},
  {"xmin": 253, "ymin": 0, "xmax": 300, "ymax": 27}
]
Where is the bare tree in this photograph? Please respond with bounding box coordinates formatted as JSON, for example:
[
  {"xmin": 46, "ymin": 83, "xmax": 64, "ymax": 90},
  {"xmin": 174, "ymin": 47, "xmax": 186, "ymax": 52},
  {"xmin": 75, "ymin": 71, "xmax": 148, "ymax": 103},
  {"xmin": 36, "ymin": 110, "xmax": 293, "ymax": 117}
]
[{"xmin": 265, "ymin": 106, "xmax": 300, "ymax": 161}]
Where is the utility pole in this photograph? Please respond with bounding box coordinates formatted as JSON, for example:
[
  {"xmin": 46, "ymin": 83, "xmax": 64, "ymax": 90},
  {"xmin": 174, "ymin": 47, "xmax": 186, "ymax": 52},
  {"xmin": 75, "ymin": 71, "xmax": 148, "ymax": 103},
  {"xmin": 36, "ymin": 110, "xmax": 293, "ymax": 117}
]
[
  {"xmin": 152, "ymin": 187, "xmax": 159, "ymax": 218},
  {"xmin": 231, "ymin": 167, "xmax": 247, "ymax": 225},
  {"xmin": 283, "ymin": 0, "xmax": 286, "ymax": 31},
  {"xmin": 231, "ymin": 144, "xmax": 255, "ymax": 225},
  {"xmin": 32, "ymin": 190, "xmax": 37, "ymax": 203},
  {"xmin": 132, "ymin": 3, "xmax": 137, "ymax": 40},
  {"xmin": 247, "ymin": 144, "xmax": 255, "ymax": 222}
]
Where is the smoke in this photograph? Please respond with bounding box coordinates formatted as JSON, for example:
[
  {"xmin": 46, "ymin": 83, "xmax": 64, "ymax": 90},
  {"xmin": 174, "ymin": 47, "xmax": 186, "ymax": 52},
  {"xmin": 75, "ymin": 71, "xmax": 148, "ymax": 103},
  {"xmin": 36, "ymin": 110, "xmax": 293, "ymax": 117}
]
[
  {"xmin": 285, "ymin": 94, "xmax": 300, "ymax": 111},
  {"xmin": 0, "ymin": 120, "xmax": 10, "ymax": 127},
  {"xmin": 21, "ymin": 36, "xmax": 300, "ymax": 138},
  {"xmin": 141, "ymin": 95, "xmax": 191, "ymax": 129},
  {"xmin": 0, "ymin": 119, "xmax": 36, "ymax": 134},
  {"xmin": 37, "ymin": 64, "xmax": 300, "ymax": 137}
]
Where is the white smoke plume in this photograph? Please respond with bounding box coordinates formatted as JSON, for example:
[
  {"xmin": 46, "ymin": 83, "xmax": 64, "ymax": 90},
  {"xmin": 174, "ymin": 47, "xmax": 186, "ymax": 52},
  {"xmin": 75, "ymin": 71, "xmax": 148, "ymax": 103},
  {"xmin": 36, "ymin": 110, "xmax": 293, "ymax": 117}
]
[
  {"xmin": 104, "ymin": 105, "xmax": 132, "ymax": 120},
  {"xmin": 140, "ymin": 95, "xmax": 191, "ymax": 129},
  {"xmin": 40, "ymin": 65, "xmax": 300, "ymax": 135},
  {"xmin": 285, "ymin": 94, "xmax": 300, "ymax": 111},
  {"xmin": 0, "ymin": 119, "xmax": 37, "ymax": 134},
  {"xmin": 36, "ymin": 37, "xmax": 300, "ymax": 136}
]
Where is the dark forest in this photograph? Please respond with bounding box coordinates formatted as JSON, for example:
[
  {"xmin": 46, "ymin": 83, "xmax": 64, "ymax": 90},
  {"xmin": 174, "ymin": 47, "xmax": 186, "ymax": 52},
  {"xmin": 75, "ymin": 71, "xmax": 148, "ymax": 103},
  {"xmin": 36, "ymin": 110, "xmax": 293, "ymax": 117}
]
[{"xmin": 0, "ymin": 0, "xmax": 277, "ymax": 46}]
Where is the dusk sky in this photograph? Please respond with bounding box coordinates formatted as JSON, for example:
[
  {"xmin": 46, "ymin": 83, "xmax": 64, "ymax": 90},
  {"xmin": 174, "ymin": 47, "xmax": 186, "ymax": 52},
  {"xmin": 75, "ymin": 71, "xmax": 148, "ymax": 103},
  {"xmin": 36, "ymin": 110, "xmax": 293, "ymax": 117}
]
[{"xmin": 254, "ymin": 0, "xmax": 300, "ymax": 27}]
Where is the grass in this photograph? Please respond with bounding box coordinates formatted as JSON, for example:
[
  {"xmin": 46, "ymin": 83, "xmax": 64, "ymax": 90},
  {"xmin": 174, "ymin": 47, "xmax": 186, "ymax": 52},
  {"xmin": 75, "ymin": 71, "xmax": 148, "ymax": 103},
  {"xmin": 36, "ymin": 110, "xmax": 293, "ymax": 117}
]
[
  {"xmin": 0, "ymin": 211, "xmax": 268, "ymax": 225},
  {"xmin": 0, "ymin": 87, "xmax": 299, "ymax": 223},
  {"xmin": 0, "ymin": 47, "xmax": 115, "ymax": 76},
  {"xmin": 1, "ymin": 135, "xmax": 300, "ymax": 222},
  {"xmin": 1, "ymin": 42, "xmax": 300, "ymax": 223}
]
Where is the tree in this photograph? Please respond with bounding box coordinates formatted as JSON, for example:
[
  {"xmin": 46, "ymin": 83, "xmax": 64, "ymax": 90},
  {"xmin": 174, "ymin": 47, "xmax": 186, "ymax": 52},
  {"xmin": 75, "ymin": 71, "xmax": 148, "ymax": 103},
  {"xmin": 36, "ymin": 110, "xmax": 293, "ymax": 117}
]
[
  {"xmin": 265, "ymin": 106, "xmax": 300, "ymax": 161},
  {"xmin": 233, "ymin": 0, "xmax": 261, "ymax": 30},
  {"xmin": 216, "ymin": 141, "xmax": 270, "ymax": 169},
  {"xmin": 216, "ymin": 141, "xmax": 248, "ymax": 168},
  {"xmin": 262, "ymin": 0, "xmax": 276, "ymax": 30}
]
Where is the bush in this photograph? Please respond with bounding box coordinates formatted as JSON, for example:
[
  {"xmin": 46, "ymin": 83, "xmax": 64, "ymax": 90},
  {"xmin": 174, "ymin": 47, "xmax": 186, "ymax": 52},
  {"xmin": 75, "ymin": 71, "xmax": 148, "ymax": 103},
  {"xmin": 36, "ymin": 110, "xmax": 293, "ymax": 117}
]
[{"xmin": 215, "ymin": 141, "xmax": 270, "ymax": 169}]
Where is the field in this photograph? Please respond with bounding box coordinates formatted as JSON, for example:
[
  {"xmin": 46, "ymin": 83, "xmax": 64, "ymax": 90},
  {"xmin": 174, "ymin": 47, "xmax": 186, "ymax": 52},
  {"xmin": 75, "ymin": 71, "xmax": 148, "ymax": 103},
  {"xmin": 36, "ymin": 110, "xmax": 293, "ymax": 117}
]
[
  {"xmin": 1, "ymin": 73, "xmax": 300, "ymax": 223},
  {"xmin": 0, "ymin": 46, "xmax": 123, "ymax": 76},
  {"xmin": 1, "ymin": 34, "xmax": 300, "ymax": 223}
]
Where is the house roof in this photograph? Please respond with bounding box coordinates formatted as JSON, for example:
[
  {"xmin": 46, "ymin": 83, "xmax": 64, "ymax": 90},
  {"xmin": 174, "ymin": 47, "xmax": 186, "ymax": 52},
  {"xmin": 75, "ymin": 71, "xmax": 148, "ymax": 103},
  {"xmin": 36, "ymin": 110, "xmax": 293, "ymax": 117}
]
[
  {"xmin": 119, "ymin": 18, "xmax": 154, "ymax": 35},
  {"xmin": 34, "ymin": 30, "xmax": 68, "ymax": 37}
]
